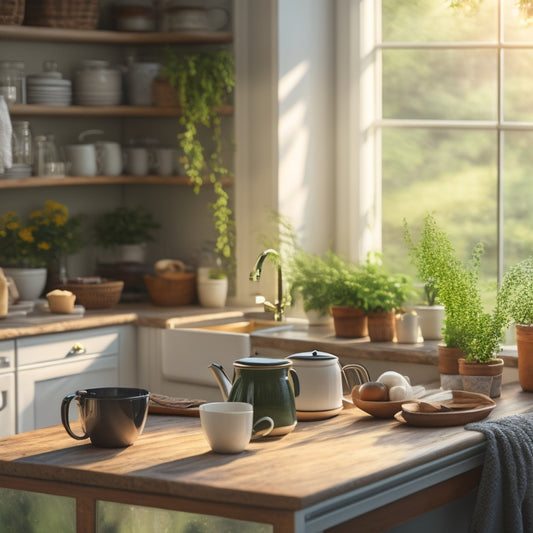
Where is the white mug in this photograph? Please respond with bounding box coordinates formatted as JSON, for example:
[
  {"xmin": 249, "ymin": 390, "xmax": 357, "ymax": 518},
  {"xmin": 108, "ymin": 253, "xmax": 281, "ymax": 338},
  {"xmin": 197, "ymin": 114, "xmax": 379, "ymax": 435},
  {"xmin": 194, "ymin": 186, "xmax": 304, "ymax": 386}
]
[
  {"xmin": 96, "ymin": 141, "xmax": 122, "ymax": 176},
  {"xmin": 123, "ymin": 147, "xmax": 149, "ymax": 176},
  {"xmin": 153, "ymin": 147, "xmax": 176, "ymax": 176},
  {"xmin": 64, "ymin": 144, "xmax": 97, "ymax": 176},
  {"xmin": 199, "ymin": 402, "xmax": 274, "ymax": 454}
]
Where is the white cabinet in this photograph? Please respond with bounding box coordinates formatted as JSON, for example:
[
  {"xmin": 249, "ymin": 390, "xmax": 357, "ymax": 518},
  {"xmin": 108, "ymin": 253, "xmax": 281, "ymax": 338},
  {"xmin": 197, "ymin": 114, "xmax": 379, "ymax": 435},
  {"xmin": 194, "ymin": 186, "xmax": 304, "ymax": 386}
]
[
  {"xmin": 16, "ymin": 325, "xmax": 135, "ymax": 433},
  {"xmin": 0, "ymin": 341, "xmax": 15, "ymax": 438}
]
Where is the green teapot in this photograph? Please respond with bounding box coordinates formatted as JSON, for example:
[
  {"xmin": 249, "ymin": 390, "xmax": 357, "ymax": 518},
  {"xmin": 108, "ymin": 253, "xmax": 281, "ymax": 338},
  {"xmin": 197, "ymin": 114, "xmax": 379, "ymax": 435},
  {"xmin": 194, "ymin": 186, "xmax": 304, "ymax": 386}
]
[{"xmin": 209, "ymin": 357, "xmax": 299, "ymax": 436}]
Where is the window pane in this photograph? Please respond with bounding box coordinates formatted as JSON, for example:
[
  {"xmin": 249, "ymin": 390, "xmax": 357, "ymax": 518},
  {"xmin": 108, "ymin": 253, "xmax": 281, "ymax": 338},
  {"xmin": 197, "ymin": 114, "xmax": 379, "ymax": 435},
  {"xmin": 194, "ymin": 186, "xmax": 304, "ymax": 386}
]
[
  {"xmin": 381, "ymin": 128, "xmax": 498, "ymax": 285},
  {"xmin": 504, "ymin": 50, "xmax": 533, "ymax": 122},
  {"xmin": 383, "ymin": 49, "xmax": 498, "ymax": 120},
  {"xmin": 503, "ymin": 3, "xmax": 533, "ymax": 42},
  {"xmin": 382, "ymin": 0, "xmax": 497, "ymax": 42},
  {"xmin": 503, "ymin": 131, "xmax": 533, "ymax": 270}
]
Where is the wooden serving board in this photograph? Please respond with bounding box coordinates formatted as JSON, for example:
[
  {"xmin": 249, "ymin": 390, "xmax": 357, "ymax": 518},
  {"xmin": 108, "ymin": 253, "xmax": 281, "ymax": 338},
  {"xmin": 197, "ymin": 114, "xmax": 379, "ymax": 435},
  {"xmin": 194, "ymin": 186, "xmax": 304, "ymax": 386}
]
[{"xmin": 148, "ymin": 404, "xmax": 200, "ymax": 417}]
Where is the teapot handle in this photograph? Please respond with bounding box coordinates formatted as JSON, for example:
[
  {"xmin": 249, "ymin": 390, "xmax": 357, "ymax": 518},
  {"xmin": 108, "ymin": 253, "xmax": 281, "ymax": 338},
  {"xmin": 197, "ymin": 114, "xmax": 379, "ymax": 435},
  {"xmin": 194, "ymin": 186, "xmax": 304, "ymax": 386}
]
[
  {"xmin": 289, "ymin": 368, "xmax": 300, "ymax": 397},
  {"xmin": 341, "ymin": 363, "xmax": 371, "ymax": 395}
]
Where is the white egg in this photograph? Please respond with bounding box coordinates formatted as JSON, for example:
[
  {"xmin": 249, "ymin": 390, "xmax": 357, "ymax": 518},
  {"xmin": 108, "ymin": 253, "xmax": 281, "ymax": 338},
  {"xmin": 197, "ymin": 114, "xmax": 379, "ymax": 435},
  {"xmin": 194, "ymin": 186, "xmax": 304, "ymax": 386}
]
[
  {"xmin": 376, "ymin": 371, "xmax": 410, "ymax": 389},
  {"xmin": 389, "ymin": 385, "xmax": 412, "ymax": 401}
]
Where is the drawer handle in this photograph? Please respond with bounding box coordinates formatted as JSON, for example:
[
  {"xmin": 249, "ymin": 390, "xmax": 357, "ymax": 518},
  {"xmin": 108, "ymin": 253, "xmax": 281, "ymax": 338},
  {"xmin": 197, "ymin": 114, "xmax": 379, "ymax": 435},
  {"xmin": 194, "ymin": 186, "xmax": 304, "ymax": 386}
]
[
  {"xmin": 0, "ymin": 391, "xmax": 6, "ymax": 412},
  {"xmin": 66, "ymin": 343, "xmax": 86, "ymax": 357},
  {"xmin": 0, "ymin": 356, "xmax": 9, "ymax": 368}
]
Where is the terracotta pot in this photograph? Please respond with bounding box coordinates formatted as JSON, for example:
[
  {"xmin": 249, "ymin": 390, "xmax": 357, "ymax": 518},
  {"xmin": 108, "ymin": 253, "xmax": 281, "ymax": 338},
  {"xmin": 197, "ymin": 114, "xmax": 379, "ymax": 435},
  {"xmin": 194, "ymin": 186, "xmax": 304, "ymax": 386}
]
[
  {"xmin": 367, "ymin": 310, "xmax": 395, "ymax": 342},
  {"xmin": 438, "ymin": 344, "xmax": 464, "ymax": 390},
  {"xmin": 330, "ymin": 306, "xmax": 368, "ymax": 338},
  {"xmin": 458, "ymin": 357, "xmax": 504, "ymax": 398},
  {"xmin": 516, "ymin": 324, "xmax": 533, "ymax": 392}
]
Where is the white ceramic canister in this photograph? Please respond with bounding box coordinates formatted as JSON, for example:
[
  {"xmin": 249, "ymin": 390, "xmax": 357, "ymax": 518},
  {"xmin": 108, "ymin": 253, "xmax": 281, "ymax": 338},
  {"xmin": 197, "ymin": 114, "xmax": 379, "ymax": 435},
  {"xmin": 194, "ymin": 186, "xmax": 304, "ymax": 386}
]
[
  {"xmin": 286, "ymin": 350, "xmax": 343, "ymax": 412},
  {"xmin": 123, "ymin": 146, "xmax": 149, "ymax": 176},
  {"xmin": 74, "ymin": 60, "xmax": 122, "ymax": 106},
  {"xmin": 96, "ymin": 141, "xmax": 123, "ymax": 176},
  {"xmin": 64, "ymin": 143, "xmax": 97, "ymax": 176},
  {"xmin": 126, "ymin": 62, "xmax": 162, "ymax": 106}
]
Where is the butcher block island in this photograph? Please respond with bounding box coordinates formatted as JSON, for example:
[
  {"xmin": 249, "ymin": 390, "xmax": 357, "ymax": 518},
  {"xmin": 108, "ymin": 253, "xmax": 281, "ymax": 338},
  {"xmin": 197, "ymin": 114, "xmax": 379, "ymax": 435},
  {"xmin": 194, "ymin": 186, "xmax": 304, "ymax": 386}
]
[{"xmin": 0, "ymin": 382, "xmax": 532, "ymax": 533}]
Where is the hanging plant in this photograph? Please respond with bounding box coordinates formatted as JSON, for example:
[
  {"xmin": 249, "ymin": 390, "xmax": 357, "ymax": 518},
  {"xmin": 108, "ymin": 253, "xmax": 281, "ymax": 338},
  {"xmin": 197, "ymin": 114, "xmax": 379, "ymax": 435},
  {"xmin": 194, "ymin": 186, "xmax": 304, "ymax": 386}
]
[{"xmin": 162, "ymin": 48, "xmax": 235, "ymax": 263}]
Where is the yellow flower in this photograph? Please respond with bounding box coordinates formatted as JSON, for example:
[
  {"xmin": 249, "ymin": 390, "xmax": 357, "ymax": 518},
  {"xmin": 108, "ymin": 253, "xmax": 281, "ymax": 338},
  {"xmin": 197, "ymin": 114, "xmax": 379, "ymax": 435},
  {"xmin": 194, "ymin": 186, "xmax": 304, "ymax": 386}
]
[
  {"xmin": 52, "ymin": 213, "xmax": 67, "ymax": 227},
  {"xmin": 18, "ymin": 227, "xmax": 34, "ymax": 243},
  {"xmin": 37, "ymin": 242, "xmax": 50, "ymax": 250},
  {"xmin": 6, "ymin": 221, "xmax": 20, "ymax": 230},
  {"xmin": 29, "ymin": 210, "xmax": 43, "ymax": 220}
]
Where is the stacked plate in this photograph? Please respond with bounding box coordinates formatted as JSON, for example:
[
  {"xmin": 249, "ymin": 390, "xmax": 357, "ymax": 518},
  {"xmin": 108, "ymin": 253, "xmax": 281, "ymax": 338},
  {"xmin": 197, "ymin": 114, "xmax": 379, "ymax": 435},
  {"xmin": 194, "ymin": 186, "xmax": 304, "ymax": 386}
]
[
  {"xmin": 1, "ymin": 164, "xmax": 32, "ymax": 179},
  {"xmin": 26, "ymin": 76, "xmax": 72, "ymax": 106}
]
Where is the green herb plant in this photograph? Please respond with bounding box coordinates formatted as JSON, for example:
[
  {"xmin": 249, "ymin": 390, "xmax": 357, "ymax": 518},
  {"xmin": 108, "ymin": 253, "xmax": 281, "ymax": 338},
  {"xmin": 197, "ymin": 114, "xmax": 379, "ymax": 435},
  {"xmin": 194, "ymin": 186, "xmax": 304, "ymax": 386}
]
[
  {"xmin": 163, "ymin": 48, "xmax": 235, "ymax": 265},
  {"xmin": 497, "ymin": 257, "xmax": 533, "ymax": 326},
  {"xmin": 404, "ymin": 213, "xmax": 509, "ymax": 362},
  {"xmin": 94, "ymin": 207, "xmax": 160, "ymax": 247}
]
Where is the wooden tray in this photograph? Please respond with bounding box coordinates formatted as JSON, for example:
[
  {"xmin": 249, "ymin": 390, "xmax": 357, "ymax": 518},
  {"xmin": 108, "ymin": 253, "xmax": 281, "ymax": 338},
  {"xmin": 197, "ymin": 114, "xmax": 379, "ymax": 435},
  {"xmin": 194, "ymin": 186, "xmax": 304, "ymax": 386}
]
[
  {"xmin": 148, "ymin": 393, "xmax": 205, "ymax": 417},
  {"xmin": 148, "ymin": 404, "xmax": 200, "ymax": 417}
]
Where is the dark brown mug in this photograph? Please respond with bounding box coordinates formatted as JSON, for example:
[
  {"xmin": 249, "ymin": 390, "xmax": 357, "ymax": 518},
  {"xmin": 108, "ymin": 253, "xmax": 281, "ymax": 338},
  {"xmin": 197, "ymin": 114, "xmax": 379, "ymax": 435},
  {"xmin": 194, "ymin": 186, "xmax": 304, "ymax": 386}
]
[{"xmin": 61, "ymin": 387, "xmax": 150, "ymax": 448}]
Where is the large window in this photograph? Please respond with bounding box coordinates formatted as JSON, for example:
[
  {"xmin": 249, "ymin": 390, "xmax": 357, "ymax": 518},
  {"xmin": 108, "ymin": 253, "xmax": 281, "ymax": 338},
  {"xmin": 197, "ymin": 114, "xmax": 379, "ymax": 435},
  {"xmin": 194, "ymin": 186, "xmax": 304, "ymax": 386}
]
[{"xmin": 377, "ymin": 0, "xmax": 533, "ymax": 290}]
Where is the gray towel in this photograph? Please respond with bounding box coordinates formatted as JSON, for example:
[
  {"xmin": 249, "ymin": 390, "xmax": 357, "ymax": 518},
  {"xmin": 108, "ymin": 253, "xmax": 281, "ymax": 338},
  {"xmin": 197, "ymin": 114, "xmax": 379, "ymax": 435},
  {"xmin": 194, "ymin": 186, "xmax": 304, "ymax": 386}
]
[{"xmin": 465, "ymin": 413, "xmax": 533, "ymax": 533}]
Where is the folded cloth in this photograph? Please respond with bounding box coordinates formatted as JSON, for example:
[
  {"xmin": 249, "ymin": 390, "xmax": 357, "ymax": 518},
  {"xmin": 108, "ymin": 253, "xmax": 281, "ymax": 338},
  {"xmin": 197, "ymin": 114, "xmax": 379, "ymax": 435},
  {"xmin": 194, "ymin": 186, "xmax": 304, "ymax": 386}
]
[
  {"xmin": 0, "ymin": 95, "xmax": 12, "ymax": 174},
  {"xmin": 465, "ymin": 413, "xmax": 533, "ymax": 533}
]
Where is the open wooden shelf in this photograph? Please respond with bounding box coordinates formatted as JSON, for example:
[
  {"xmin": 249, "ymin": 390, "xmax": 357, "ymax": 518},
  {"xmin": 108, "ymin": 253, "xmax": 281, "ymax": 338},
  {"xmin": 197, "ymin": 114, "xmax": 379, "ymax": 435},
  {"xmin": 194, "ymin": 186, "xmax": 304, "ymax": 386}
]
[
  {"xmin": 0, "ymin": 25, "xmax": 232, "ymax": 44},
  {"xmin": 8, "ymin": 104, "xmax": 234, "ymax": 117},
  {"xmin": 0, "ymin": 175, "xmax": 235, "ymax": 189}
]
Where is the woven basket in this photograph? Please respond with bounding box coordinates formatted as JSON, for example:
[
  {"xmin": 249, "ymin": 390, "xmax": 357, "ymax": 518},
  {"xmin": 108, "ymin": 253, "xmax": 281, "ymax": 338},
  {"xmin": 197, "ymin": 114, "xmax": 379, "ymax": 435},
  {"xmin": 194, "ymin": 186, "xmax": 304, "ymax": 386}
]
[
  {"xmin": 25, "ymin": 0, "xmax": 99, "ymax": 29},
  {"xmin": 0, "ymin": 0, "xmax": 25, "ymax": 24},
  {"xmin": 144, "ymin": 273, "xmax": 196, "ymax": 307},
  {"xmin": 61, "ymin": 280, "xmax": 124, "ymax": 309}
]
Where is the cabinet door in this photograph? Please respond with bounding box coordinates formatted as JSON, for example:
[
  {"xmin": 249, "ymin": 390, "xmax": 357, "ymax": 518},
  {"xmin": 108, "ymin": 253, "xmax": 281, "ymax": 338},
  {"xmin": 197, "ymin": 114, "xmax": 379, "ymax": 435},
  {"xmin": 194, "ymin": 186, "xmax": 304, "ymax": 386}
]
[
  {"xmin": 0, "ymin": 373, "xmax": 15, "ymax": 438},
  {"xmin": 17, "ymin": 355, "xmax": 118, "ymax": 433}
]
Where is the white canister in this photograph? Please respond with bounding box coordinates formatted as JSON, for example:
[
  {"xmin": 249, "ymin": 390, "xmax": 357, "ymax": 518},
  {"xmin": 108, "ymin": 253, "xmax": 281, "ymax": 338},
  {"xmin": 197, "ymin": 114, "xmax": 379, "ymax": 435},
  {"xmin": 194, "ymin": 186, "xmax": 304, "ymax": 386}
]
[
  {"xmin": 74, "ymin": 60, "xmax": 122, "ymax": 106},
  {"xmin": 96, "ymin": 141, "xmax": 123, "ymax": 176},
  {"xmin": 395, "ymin": 312, "xmax": 420, "ymax": 344},
  {"xmin": 286, "ymin": 350, "xmax": 343, "ymax": 412},
  {"xmin": 126, "ymin": 62, "xmax": 162, "ymax": 106},
  {"xmin": 64, "ymin": 143, "xmax": 97, "ymax": 176},
  {"xmin": 123, "ymin": 146, "xmax": 149, "ymax": 176}
]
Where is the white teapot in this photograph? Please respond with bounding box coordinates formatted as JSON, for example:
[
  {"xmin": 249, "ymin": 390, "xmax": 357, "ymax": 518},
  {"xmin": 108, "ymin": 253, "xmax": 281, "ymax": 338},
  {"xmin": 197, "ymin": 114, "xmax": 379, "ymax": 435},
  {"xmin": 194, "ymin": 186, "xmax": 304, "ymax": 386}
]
[{"xmin": 286, "ymin": 350, "xmax": 370, "ymax": 412}]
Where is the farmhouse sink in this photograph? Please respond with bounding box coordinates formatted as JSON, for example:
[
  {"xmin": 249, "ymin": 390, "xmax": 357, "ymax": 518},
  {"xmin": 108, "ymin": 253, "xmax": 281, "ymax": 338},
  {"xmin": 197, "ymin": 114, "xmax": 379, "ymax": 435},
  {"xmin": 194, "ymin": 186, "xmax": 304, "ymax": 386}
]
[{"xmin": 160, "ymin": 317, "xmax": 293, "ymax": 398}]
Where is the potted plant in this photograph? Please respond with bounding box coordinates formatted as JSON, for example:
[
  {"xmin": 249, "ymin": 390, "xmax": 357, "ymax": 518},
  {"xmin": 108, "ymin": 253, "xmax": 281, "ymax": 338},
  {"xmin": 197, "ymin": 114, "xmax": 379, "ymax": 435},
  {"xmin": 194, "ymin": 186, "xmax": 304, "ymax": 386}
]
[
  {"xmin": 404, "ymin": 214, "xmax": 509, "ymax": 396},
  {"xmin": 162, "ymin": 48, "xmax": 236, "ymax": 267},
  {"xmin": 0, "ymin": 201, "xmax": 83, "ymax": 299},
  {"xmin": 497, "ymin": 256, "xmax": 533, "ymax": 391},
  {"xmin": 93, "ymin": 206, "xmax": 160, "ymax": 263},
  {"xmin": 357, "ymin": 254, "xmax": 412, "ymax": 342}
]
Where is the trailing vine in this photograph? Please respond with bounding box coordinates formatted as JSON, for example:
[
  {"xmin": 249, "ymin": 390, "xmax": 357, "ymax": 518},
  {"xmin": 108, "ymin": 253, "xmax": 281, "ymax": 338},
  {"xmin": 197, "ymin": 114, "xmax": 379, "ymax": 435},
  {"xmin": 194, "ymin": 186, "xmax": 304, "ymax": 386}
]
[{"xmin": 163, "ymin": 48, "xmax": 235, "ymax": 263}]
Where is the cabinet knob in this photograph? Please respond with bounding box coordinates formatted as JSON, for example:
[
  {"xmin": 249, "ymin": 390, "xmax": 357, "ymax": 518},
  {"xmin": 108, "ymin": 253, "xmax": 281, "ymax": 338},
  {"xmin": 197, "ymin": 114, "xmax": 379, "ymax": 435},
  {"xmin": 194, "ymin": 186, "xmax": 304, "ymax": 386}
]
[
  {"xmin": 0, "ymin": 356, "xmax": 9, "ymax": 368},
  {"xmin": 67, "ymin": 343, "xmax": 86, "ymax": 357}
]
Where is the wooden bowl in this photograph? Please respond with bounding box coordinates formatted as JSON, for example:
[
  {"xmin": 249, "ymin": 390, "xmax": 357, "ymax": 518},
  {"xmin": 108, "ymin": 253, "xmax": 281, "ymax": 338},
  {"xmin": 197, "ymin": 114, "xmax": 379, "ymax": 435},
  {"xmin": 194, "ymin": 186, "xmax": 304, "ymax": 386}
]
[{"xmin": 351, "ymin": 385, "xmax": 406, "ymax": 419}]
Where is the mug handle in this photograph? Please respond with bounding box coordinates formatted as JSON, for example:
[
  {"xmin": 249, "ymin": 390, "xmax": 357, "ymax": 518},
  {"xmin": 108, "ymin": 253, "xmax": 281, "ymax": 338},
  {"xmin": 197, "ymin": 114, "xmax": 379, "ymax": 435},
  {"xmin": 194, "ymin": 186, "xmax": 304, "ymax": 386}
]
[
  {"xmin": 60, "ymin": 392, "xmax": 88, "ymax": 441},
  {"xmin": 251, "ymin": 416, "xmax": 274, "ymax": 440},
  {"xmin": 289, "ymin": 368, "xmax": 300, "ymax": 397}
]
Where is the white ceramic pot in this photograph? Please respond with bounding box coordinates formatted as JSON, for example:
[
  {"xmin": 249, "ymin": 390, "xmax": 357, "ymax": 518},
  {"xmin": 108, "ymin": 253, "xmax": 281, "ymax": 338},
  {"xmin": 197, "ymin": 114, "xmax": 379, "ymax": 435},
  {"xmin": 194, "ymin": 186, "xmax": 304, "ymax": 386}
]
[
  {"xmin": 198, "ymin": 277, "xmax": 228, "ymax": 308},
  {"xmin": 286, "ymin": 350, "xmax": 343, "ymax": 412},
  {"xmin": 126, "ymin": 62, "xmax": 162, "ymax": 106},
  {"xmin": 4, "ymin": 267, "xmax": 47, "ymax": 301},
  {"xmin": 414, "ymin": 305, "xmax": 445, "ymax": 340},
  {"xmin": 395, "ymin": 312, "xmax": 420, "ymax": 344}
]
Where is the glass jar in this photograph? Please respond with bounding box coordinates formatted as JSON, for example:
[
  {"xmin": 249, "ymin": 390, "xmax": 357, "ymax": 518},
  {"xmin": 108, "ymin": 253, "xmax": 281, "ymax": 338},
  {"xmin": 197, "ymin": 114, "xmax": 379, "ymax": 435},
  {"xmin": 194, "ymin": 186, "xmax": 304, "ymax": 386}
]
[
  {"xmin": 0, "ymin": 61, "xmax": 25, "ymax": 104},
  {"xmin": 33, "ymin": 134, "xmax": 60, "ymax": 176},
  {"xmin": 11, "ymin": 121, "xmax": 32, "ymax": 166}
]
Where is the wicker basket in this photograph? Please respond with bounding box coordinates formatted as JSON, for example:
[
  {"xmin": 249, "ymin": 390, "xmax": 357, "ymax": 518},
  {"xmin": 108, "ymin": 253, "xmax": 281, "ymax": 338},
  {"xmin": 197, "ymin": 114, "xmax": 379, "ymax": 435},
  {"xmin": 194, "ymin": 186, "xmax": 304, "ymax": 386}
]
[
  {"xmin": 0, "ymin": 0, "xmax": 25, "ymax": 25},
  {"xmin": 144, "ymin": 273, "xmax": 196, "ymax": 307},
  {"xmin": 25, "ymin": 0, "xmax": 99, "ymax": 29},
  {"xmin": 61, "ymin": 280, "xmax": 124, "ymax": 309}
]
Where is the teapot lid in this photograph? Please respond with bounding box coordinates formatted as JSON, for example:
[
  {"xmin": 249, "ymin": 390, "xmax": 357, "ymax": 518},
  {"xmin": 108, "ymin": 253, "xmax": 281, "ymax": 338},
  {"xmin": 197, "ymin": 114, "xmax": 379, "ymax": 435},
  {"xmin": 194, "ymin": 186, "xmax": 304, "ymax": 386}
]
[
  {"xmin": 287, "ymin": 350, "xmax": 338, "ymax": 361},
  {"xmin": 234, "ymin": 357, "xmax": 292, "ymax": 368}
]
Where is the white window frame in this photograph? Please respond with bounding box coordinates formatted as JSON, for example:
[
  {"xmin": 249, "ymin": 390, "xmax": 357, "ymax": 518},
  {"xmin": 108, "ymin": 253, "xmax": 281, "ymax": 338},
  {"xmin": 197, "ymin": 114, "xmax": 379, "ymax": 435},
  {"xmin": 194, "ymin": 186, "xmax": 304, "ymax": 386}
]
[{"xmin": 338, "ymin": 0, "xmax": 533, "ymax": 281}]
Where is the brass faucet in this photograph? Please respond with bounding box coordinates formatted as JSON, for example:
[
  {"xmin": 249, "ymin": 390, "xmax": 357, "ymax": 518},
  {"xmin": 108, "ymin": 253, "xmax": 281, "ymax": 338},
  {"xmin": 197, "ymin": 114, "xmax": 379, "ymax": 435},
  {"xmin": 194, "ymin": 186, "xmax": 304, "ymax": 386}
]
[{"xmin": 249, "ymin": 248, "xmax": 286, "ymax": 321}]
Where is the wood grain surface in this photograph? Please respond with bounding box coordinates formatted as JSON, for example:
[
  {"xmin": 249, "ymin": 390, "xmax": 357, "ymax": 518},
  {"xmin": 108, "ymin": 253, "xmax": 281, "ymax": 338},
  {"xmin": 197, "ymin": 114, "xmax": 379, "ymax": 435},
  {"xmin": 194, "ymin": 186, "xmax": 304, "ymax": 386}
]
[{"xmin": 0, "ymin": 382, "xmax": 531, "ymax": 513}]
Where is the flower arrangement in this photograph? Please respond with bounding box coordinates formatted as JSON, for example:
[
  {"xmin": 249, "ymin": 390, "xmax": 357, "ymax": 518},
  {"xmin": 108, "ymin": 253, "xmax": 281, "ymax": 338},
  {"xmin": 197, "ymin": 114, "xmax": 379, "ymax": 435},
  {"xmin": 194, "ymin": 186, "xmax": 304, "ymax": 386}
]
[{"xmin": 0, "ymin": 201, "xmax": 83, "ymax": 268}]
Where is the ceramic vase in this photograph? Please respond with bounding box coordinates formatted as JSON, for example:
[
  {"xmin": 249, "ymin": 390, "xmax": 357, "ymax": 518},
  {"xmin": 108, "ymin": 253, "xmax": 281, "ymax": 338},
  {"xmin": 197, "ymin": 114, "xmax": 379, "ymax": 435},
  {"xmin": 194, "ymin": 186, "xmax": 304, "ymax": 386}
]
[
  {"xmin": 198, "ymin": 277, "xmax": 228, "ymax": 308},
  {"xmin": 395, "ymin": 312, "xmax": 419, "ymax": 344},
  {"xmin": 4, "ymin": 267, "xmax": 47, "ymax": 301},
  {"xmin": 413, "ymin": 305, "xmax": 445, "ymax": 340}
]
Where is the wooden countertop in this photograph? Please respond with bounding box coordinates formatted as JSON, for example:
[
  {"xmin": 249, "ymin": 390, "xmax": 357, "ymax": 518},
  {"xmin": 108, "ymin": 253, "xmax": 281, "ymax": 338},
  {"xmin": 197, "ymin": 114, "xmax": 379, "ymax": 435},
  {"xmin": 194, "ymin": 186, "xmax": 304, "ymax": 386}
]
[{"xmin": 0, "ymin": 381, "xmax": 531, "ymax": 515}]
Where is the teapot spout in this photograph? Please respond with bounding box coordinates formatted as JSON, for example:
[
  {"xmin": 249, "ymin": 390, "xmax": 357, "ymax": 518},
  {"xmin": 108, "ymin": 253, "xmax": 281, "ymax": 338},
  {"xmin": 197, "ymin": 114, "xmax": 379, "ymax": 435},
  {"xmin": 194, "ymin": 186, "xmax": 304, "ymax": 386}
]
[{"xmin": 208, "ymin": 363, "xmax": 232, "ymax": 401}]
